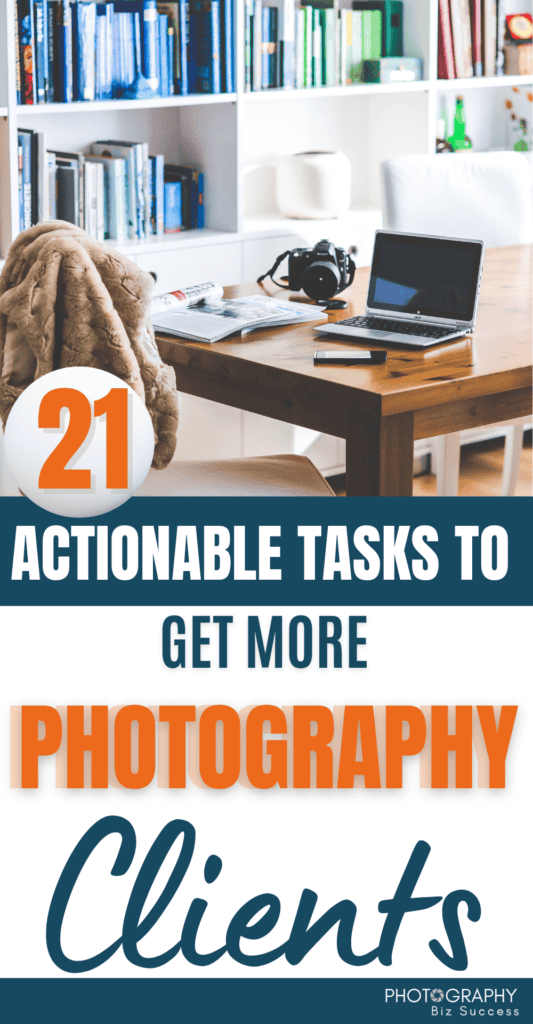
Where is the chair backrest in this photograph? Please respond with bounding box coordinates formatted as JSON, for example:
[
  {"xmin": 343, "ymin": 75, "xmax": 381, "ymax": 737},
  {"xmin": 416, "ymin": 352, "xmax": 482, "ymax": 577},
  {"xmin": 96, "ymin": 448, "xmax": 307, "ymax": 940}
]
[{"xmin": 380, "ymin": 152, "xmax": 533, "ymax": 247}]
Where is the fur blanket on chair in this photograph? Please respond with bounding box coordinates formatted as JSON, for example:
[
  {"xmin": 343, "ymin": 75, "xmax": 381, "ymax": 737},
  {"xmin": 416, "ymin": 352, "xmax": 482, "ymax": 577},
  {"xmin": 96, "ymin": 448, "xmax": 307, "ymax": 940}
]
[{"xmin": 0, "ymin": 221, "xmax": 178, "ymax": 468}]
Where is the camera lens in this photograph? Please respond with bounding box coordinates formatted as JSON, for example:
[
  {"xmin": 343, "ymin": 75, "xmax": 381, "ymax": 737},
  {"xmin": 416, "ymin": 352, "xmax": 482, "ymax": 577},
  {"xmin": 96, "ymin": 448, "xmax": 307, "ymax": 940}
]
[{"xmin": 301, "ymin": 260, "xmax": 340, "ymax": 300}]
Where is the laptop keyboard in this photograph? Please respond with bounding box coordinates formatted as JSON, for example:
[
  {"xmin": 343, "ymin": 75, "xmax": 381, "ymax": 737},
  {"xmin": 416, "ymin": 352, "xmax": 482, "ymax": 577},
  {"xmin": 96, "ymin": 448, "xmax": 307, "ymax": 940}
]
[{"xmin": 337, "ymin": 316, "xmax": 460, "ymax": 340}]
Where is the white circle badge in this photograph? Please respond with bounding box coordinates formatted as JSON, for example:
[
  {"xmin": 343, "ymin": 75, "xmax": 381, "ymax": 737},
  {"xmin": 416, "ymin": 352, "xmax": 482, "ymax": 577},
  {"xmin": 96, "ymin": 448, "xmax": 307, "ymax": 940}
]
[{"xmin": 4, "ymin": 367, "xmax": 155, "ymax": 517}]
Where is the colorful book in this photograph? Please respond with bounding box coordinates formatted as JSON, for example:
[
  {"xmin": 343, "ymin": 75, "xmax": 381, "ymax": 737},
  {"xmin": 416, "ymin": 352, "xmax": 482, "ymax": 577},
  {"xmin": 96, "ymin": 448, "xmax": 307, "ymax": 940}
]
[
  {"xmin": 149, "ymin": 153, "xmax": 165, "ymax": 233},
  {"xmin": 221, "ymin": 0, "xmax": 234, "ymax": 92},
  {"xmin": 91, "ymin": 141, "xmax": 137, "ymax": 239},
  {"xmin": 471, "ymin": 0, "xmax": 482, "ymax": 76},
  {"xmin": 438, "ymin": 0, "xmax": 456, "ymax": 79},
  {"xmin": 252, "ymin": 0, "xmax": 262, "ymax": 89},
  {"xmin": 14, "ymin": 1, "xmax": 22, "ymax": 104},
  {"xmin": 159, "ymin": 13, "xmax": 169, "ymax": 93},
  {"xmin": 295, "ymin": 6, "xmax": 304, "ymax": 88},
  {"xmin": 483, "ymin": 0, "xmax": 497, "ymax": 76},
  {"xmin": 46, "ymin": 0, "xmax": 55, "ymax": 100},
  {"xmin": 312, "ymin": 8, "xmax": 320, "ymax": 86},
  {"xmin": 142, "ymin": 0, "xmax": 159, "ymax": 88},
  {"xmin": 19, "ymin": 0, "xmax": 36, "ymax": 104},
  {"xmin": 46, "ymin": 150, "xmax": 57, "ymax": 218},
  {"xmin": 244, "ymin": 0, "xmax": 253, "ymax": 88},
  {"xmin": 190, "ymin": 0, "xmax": 221, "ymax": 93},
  {"xmin": 164, "ymin": 180, "xmax": 182, "ymax": 231},
  {"xmin": 73, "ymin": 1, "xmax": 97, "ymax": 101},
  {"xmin": 278, "ymin": 0, "xmax": 294, "ymax": 88},
  {"xmin": 18, "ymin": 129, "xmax": 33, "ymax": 228},
  {"xmin": 33, "ymin": 0, "xmax": 48, "ymax": 103},
  {"xmin": 57, "ymin": 0, "xmax": 73, "ymax": 102},
  {"xmin": 362, "ymin": 9, "xmax": 381, "ymax": 59},
  {"xmin": 86, "ymin": 154, "xmax": 127, "ymax": 240},
  {"xmin": 351, "ymin": 1, "xmax": 403, "ymax": 58}
]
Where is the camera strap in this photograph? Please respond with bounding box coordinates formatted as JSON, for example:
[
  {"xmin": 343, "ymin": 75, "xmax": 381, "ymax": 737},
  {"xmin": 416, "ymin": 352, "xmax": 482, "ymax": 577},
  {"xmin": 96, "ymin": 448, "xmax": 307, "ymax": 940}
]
[{"xmin": 257, "ymin": 251, "xmax": 292, "ymax": 290}]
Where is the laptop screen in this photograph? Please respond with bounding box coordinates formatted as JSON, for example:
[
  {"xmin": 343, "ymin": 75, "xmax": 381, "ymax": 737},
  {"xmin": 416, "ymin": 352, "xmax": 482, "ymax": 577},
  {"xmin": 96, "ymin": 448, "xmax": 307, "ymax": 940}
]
[{"xmin": 368, "ymin": 232, "xmax": 483, "ymax": 322}]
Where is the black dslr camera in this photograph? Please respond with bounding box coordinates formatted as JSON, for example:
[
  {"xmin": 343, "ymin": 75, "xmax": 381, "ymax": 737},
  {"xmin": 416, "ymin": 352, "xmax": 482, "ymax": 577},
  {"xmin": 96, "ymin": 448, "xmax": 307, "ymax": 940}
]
[{"xmin": 258, "ymin": 239, "xmax": 356, "ymax": 303}]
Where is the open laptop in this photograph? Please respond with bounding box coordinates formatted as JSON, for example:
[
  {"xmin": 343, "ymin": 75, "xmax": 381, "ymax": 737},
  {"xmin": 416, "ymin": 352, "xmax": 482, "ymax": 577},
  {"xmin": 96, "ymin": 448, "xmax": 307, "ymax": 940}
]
[{"xmin": 314, "ymin": 230, "xmax": 485, "ymax": 348}]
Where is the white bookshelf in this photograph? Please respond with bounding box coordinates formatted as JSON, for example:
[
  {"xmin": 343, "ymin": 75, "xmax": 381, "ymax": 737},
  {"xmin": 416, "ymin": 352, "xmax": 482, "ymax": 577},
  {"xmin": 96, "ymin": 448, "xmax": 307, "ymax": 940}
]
[{"xmin": 0, "ymin": 0, "xmax": 531, "ymax": 483}]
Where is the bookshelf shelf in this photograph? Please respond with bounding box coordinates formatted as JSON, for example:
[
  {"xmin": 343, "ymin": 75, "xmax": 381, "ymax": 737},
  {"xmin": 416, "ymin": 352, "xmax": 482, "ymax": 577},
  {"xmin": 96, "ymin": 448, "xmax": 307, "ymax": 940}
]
[
  {"xmin": 108, "ymin": 228, "xmax": 241, "ymax": 255},
  {"xmin": 436, "ymin": 74, "xmax": 533, "ymax": 91},
  {"xmin": 15, "ymin": 94, "xmax": 238, "ymax": 116},
  {"xmin": 244, "ymin": 80, "xmax": 431, "ymax": 101}
]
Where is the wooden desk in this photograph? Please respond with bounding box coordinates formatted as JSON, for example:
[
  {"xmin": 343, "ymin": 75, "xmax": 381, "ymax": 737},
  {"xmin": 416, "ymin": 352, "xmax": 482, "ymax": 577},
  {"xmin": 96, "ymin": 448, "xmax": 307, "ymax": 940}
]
[{"xmin": 156, "ymin": 245, "xmax": 532, "ymax": 496}]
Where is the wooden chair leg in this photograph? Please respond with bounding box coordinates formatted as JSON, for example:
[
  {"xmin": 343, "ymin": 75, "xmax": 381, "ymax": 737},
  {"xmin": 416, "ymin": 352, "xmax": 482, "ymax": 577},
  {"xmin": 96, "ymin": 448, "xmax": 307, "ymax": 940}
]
[
  {"xmin": 501, "ymin": 421, "xmax": 525, "ymax": 497},
  {"xmin": 432, "ymin": 433, "xmax": 461, "ymax": 497}
]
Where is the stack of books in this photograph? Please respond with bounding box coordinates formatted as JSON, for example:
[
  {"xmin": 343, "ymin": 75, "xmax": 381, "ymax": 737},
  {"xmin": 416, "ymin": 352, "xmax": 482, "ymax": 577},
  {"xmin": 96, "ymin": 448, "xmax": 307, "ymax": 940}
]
[
  {"xmin": 244, "ymin": 1, "xmax": 412, "ymax": 90},
  {"xmin": 438, "ymin": 0, "xmax": 507, "ymax": 79},
  {"xmin": 17, "ymin": 131, "xmax": 205, "ymax": 239},
  {"xmin": 15, "ymin": 0, "xmax": 234, "ymax": 103}
]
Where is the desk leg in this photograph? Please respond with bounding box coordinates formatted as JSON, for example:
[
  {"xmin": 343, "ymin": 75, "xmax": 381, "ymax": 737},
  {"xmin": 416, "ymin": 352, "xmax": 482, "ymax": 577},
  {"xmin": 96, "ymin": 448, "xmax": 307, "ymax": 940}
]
[{"xmin": 345, "ymin": 410, "xmax": 414, "ymax": 496}]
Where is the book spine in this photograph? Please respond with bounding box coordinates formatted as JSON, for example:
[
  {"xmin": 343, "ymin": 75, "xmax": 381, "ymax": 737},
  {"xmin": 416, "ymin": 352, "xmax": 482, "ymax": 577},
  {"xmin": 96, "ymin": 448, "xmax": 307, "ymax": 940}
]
[
  {"xmin": 370, "ymin": 10, "xmax": 381, "ymax": 59},
  {"xmin": 269, "ymin": 6, "xmax": 277, "ymax": 87},
  {"xmin": 383, "ymin": 0, "xmax": 402, "ymax": 58},
  {"xmin": 197, "ymin": 170, "xmax": 204, "ymax": 228},
  {"xmin": 459, "ymin": 0, "xmax": 472, "ymax": 76},
  {"xmin": 244, "ymin": 0, "xmax": 252, "ymax": 89},
  {"xmin": 46, "ymin": 0, "xmax": 55, "ymax": 99},
  {"xmin": 14, "ymin": 1, "xmax": 22, "ymax": 104},
  {"xmin": 46, "ymin": 151, "xmax": 57, "ymax": 218},
  {"xmin": 222, "ymin": 0, "xmax": 234, "ymax": 92},
  {"xmin": 95, "ymin": 6, "xmax": 104, "ymax": 99},
  {"xmin": 164, "ymin": 180, "xmax": 182, "ymax": 232},
  {"xmin": 19, "ymin": 0, "xmax": 36, "ymax": 104},
  {"xmin": 115, "ymin": 160, "xmax": 127, "ymax": 240},
  {"xmin": 159, "ymin": 14, "xmax": 169, "ymax": 93},
  {"xmin": 155, "ymin": 155, "xmax": 164, "ymax": 232},
  {"xmin": 19, "ymin": 132, "xmax": 33, "ymax": 228},
  {"xmin": 483, "ymin": 0, "xmax": 496, "ymax": 76},
  {"xmin": 351, "ymin": 10, "xmax": 363, "ymax": 84},
  {"xmin": 167, "ymin": 22, "xmax": 174, "ymax": 93},
  {"xmin": 319, "ymin": 9, "xmax": 326, "ymax": 86},
  {"xmin": 30, "ymin": 129, "xmax": 38, "ymax": 223},
  {"xmin": 59, "ymin": 0, "xmax": 72, "ymax": 101},
  {"xmin": 470, "ymin": 0, "xmax": 482, "ymax": 75},
  {"xmin": 438, "ymin": 0, "xmax": 456, "ymax": 78},
  {"xmin": 449, "ymin": 0, "xmax": 465, "ymax": 77},
  {"xmin": 18, "ymin": 142, "xmax": 24, "ymax": 230},
  {"xmin": 142, "ymin": 0, "xmax": 159, "ymax": 88},
  {"xmin": 295, "ymin": 7, "xmax": 303, "ymax": 88},
  {"xmin": 339, "ymin": 9, "xmax": 347, "ymax": 86},
  {"xmin": 134, "ymin": 10, "xmax": 142, "ymax": 77},
  {"xmin": 74, "ymin": 2, "xmax": 97, "ymax": 101},
  {"xmin": 280, "ymin": 0, "xmax": 294, "ymax": 89},
  {"xmin": 300, "ymin": 5, "xmax": 308, "ymax": 86},
  {"xmin": 261, "ymin": 6, "xmax": 269, "ymax": 88},
  {"xmin": 36, "ymin": 131, "xmax": 47, "ymax": 221},
  {"xmin": 495, "ymin": 0, "xmax": 505, "ymax": 75},
  {"xmin": 312, "ymin": 7, "xmax": 320, "ymax": 86},
  {"xmin": 325, "ymin": 8, "xmax": 334, "ymax": 86},
  {"xmin": 34, "ymin": 0, "xmax": 47, "ymax": 102},
  {"xmin": 211, "ymin": 0, "xmax": 221, "ymax": 92},
  {"xmin": 252, "ymin": 0, "xmax": 262, "ymax": 90},
  {"xmin": 95, "ymin": 161, "xmax": 105, "ymax": 240},
  {"xmin": 177, "ymin": 0, "xmax": 188, "ymax": 93}
]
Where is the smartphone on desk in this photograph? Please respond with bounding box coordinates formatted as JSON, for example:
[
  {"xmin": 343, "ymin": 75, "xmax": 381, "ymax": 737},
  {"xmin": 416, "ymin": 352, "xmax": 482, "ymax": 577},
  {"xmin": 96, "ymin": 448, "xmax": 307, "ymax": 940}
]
[{"xmin": 314, "ymin": 350, "xmax": 387, "ymax": 366}]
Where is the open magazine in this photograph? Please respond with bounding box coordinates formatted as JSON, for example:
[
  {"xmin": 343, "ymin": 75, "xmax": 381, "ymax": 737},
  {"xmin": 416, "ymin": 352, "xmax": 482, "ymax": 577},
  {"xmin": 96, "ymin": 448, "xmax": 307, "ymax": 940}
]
[{"xmin": 150, "ymin": 282, "xmax": 328, "ymax": 343}]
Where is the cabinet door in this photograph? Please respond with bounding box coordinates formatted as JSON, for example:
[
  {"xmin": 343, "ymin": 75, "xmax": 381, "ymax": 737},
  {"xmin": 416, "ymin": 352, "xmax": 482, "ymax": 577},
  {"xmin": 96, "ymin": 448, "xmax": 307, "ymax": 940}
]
[{"xmin": 137, "ymin": 242, "xmax": 242, "ymax": 296}]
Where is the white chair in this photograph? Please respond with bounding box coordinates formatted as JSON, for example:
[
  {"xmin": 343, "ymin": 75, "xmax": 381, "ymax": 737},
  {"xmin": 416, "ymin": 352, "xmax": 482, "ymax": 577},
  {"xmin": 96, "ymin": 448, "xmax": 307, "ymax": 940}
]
[
  {"xmin": 380, "ymin": 152, "xmax": 532, "ymax": 496},
  {"xmin": 137, "ymin": 454, "xmax": 335, "ymax": 496}
]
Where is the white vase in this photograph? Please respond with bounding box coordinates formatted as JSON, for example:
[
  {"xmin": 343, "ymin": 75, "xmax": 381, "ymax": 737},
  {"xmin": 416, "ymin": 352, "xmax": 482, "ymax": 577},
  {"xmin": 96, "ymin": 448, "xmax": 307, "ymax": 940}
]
[{"xmin": 276, "ymin": 151, "xmax": 352, "ymax": 219}]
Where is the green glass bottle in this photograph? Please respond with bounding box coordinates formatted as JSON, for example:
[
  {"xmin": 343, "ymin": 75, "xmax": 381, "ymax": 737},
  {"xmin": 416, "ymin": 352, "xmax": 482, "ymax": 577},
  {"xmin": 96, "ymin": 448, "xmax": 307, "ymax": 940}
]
[{"xmin": 447, "ymin": 96, "xmax": 473, "ymax": 152}]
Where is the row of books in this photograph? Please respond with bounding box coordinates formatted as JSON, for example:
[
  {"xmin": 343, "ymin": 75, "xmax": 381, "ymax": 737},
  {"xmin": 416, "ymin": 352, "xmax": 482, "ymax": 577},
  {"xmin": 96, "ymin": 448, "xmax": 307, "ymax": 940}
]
[
  {"xmin": 438, "ymin": 0, "xmax": 506, "ymax": 79},
  {"xmin": 245, "ymin": 4, "xmax": 387, "ymax": 90},
  {"xmin": 15, "ymin": 0, "xmax": 234, "ymax": 104},
  {"xmin": 17, "ymin": 131, "xmax": 205, "ymax": 239}
]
